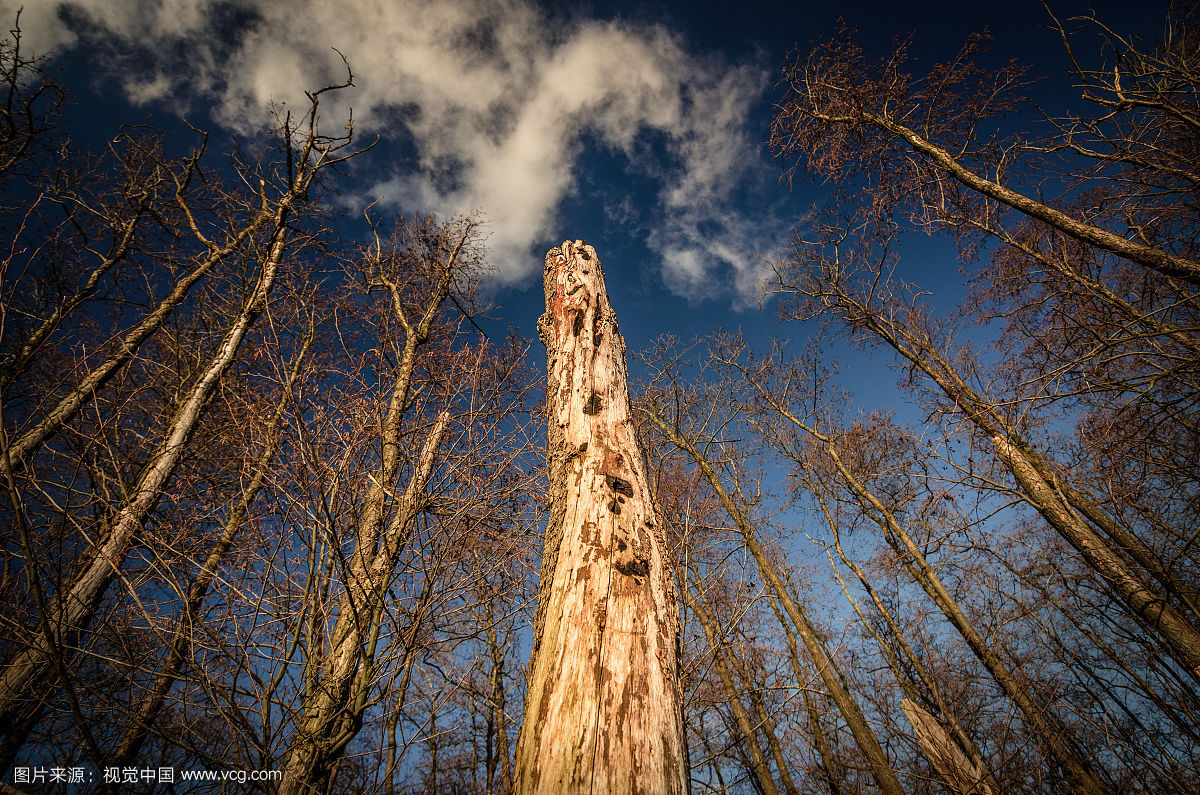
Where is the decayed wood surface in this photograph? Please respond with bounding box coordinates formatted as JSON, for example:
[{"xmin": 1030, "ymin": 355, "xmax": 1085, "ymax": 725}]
[
  {"xmin": 902, "ymin": 698, "xmax": 995, "ymax": 795},
  {"xmin": 512, "ymin": 240, "xmax": 686, "ymax": 794}
]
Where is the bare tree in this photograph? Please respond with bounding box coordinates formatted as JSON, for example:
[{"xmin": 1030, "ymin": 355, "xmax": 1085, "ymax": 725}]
[
  {"xmin": 277, "ymin": 214, "xmax": 492, "ymax": 792},
  {"xmin": 0, "ymin": 13, "xmax": 63, "ymax": 180},
  {"xmin": 760, "ymin": 9, "xmax": 1200, "ymax": 789},
  {"xmin": 0, "ymin": 72, "xmax": 363, "ymax": 749},
  {"xmin": 105, "ymin": 318, "xmax": 315, "ymax": 777},
  {"xmin": 771, "ymin": 10, "xmax": 1200, "ymax": 285},
  {"xmin": 638, "ymin": 342, "xmax": 905, "ymax": 795},
  {"xmin": 720, "ymin": 337, "xmax": 1107, "ymax": 791}
]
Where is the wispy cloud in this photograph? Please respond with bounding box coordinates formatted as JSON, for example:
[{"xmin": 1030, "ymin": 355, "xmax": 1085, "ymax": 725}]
[{"xmin": 6, "ymin": 0, "xmax": 789, "ymax": 300}]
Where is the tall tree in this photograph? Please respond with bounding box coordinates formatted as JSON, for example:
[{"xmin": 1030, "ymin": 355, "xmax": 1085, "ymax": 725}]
[
  {"xmin": 0, "ymin": 75, "xmax": 362, "ymax": 740},
  {"xmin": 513, "ymin": 240, "xmax": 687, "ymax": 794},
  {"xmin": 770, "ymin": 5, "xmax": 1200, "ymax": 687},
  {"xmin": 638, "ymin": 343, "xmax": 905, "ymax": 795},
  {"xmin": 279, "ymin": 215, "xmax": 490, "ymax": 792}
]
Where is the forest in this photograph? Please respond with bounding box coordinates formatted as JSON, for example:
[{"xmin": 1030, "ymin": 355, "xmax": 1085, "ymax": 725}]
[{"xmin": 0, "ymin": 2, "xmax": 1197, "ymax": 793}]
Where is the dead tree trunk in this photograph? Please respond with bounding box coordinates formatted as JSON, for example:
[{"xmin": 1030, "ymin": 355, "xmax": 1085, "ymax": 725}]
[
  {"xmin": 901, "ymin": 698, "xmax": 995, "ymax": 795},
  {"xmin": 513, "ymin": 240, "xmax": 686, "ymax": 794}
]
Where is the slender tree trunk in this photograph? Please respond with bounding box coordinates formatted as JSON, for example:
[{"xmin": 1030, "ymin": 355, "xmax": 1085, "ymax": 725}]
[
  {"xmin": 786, "ymin": 588, "xmax": 902, "ymax": 795},
  {"xmin": 105, "ymin": 332, "xmax": 311, "ymax": 773},
  {"xmin": 825, "ymin": 552, "xmax": 997, "ymax": 792},
  {"xmin": 815, "ymin": 494, "xmax": 996, "ymax": 792},
  {"xmin": 0, "ymin": 203, "xmax": 145, "ymax": 397},
  {"xmin": 764, "ymin": 594, "xmax": 842, "ymax": 795},
  {"xmin": 644, "ymin": 413, "xmax": 904, "ymax": 795},
  {"xmin": 484, "ymin": 595, "xmax": 511, "ymax": 795},
  {"xmin": 0, "ymin": 187, "xmax": 295, "ymax": 478},
  {"xmin": 280, "ymin": 410, "xmax": 450, "ymax": 793},
  {"xmin": 820, "ymin": 294, "xmax": 1200, "ymax": 686},
  {"xmin": 735, "ymin": 672, "xmax": 800, "ymax": 795},
  {"xmin": 858, "ymin": 111, "xmax": 1200, "ymax": 285},
  {"xmin": 383, "ymin": 600, "xmax": 427, "ymax": 795},
  {"xmin": 0, "ymin": 223, "xmax": 290, "ymax": 729},
  {"xmin": 799, "ymin": 684, "xmax": 842, "ymax": 795},
  {"xmin": 696, "ymin": 730, "xmax": 728, "ymax": 791},
  {"xmin": 716, "ymin": 602, "xmax": 801, "ymax": 795},
  {"xmin": 682, "ymin": 566, "xmax": 779, "ymax": 795},
  {"xmin": 816, "ymin": 434, "xmax": 1110, "ymax": 794},
  {"xmin": 513, "ymin": 240, "xmax": 686, "ymax": 794},
  {"xmin": 281, "ymin": 218, "xmax": 471, "ymax": 793}
]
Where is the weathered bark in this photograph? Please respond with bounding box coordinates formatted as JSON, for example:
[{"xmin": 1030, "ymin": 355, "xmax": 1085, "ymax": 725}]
[
  {"xmin": 513, "ymin": 240, "xmax": 686, "ymax": 794},
  {"xmin": 901, "ymin": 698, "xmax": 994, "ymax": 795}
]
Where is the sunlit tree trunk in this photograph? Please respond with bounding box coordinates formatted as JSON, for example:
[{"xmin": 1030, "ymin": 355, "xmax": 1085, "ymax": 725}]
[
  {"xmin": 815, "ymin": 426, "xmax": 1109, "ymax": 794},
  {"xmin": 771, "ymin": 33, "xmax": 1200, "ymax": 685},
  {"xmin": 902, "ymin": 698, "xmax": 995, "ymax": 795},
  {"xmin": 799, "ymin": 683, "xmax": 842, "ymax": 794},
  {"xmin": 0, "ymin": 80, "xmax": 359, "ymax": 748},
  {"xmin": 0, "ymin": 218, "xmax": 292, "ymax": 728},
  {"xmin": 681, "ymin": 563, "xmax": 779, "ymax": 795},
  {"xmin": 642, "ymin": 408, "xmax": 904, "ymax": 795},
  {"xmin": 723, "ymin": 640, "xmax": 801, "ymax": 795},
  {"xmin": 279, "ymin": 213, "xmax": 494, "ymax": 793},
  {"xmin": 764, "ymin": 594, "xmax": 842, "ymax": 795},
  {"xmin": 281, "ymin": 409, "xmax": 450, "ymax": 792},
  {"xmin": 512, "ymin": 240, "xmax": 686, "ymax": 794},
  {"xmin": 106, "ymin": 331, "xmax": 312, "ymax": 776},
  {"xmin": 800, "ymin": 272, "xmax": 1200, "ymax": 687},
  {"xmin": 730, "ymin": 562, "xmax": 842, "ymax": 794},
  {"xmin": 382, "ymin": 583, "xmax": 431, "ymax": 795}
]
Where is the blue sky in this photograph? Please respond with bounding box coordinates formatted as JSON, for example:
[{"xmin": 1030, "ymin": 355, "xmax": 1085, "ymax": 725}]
[{"xmin": 5, "ymin": 0, "xmax": 1157, "ymax": 392}]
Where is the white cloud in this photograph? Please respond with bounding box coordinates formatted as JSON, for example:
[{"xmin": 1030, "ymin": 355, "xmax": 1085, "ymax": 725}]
[
  {"xmin": 3, "ymin": 0, "xmax": 786, "ymax": 300},
  {"xmin": 124, "ymin": 74, "xmax": 173, "ymax": 105}
]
